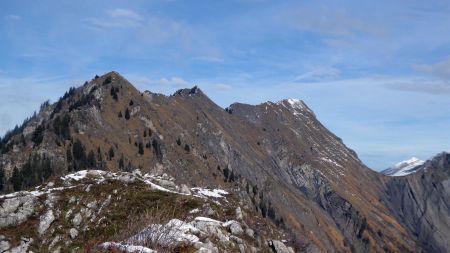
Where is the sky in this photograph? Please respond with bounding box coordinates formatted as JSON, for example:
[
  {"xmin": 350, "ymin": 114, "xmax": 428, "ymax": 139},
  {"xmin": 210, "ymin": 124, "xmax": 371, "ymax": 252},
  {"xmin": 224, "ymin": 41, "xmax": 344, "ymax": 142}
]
[{"xmin": 1, "ymin": 0, "xmax": 450, "ymax": 170}]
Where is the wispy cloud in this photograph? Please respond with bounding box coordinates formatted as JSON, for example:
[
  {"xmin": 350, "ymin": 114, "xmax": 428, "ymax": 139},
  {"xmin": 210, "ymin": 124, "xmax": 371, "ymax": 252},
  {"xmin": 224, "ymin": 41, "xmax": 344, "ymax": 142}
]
[
  {"xmin": 107, "ymin": 8, "xmax": 144, "ymax": 21},
  {"xmin": 84, "ymin": 8, "xmax": 144, "ymax": 29},
  {"xmin": 135, "ymin": 76, "xmax": 191, "ymax": 87},
  {"xmin": 215, "ymin": 83, "xmax": 232, "ymax": 91},
  {"xmin": 276, "ymin": 4, "xmax": 383, "ymax": 36},
  {"xmin": 386, "ymin": 78, "xmax": 450, "ymax": 94},
  {"xmin": 155, "ymin": 77, "xmax": 190, "ymax": 87},
  {"xmin": 4, "ymin": 14, "xmax": 21, "ymax": 21},
  {"xmin": 414, "ymin": 57, "xmax": 450, "ymax": 80},
  {"xmin": 294, "ymin": 67, "xmax": 341, "ymax": 82}
]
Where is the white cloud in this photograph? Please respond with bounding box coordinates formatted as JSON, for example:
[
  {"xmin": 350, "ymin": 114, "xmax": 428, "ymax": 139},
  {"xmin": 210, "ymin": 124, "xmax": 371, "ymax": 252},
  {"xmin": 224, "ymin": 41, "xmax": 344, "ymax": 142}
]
[
  {"xmin": 107, "ymin": 8, "xmax": 144, "ymax": 22},
  {"xmin": 386, "ymin": 78, "xmax": 450, "ymax": 94},
  {"xmin": 276, "ymin": 5, "xmax": 382, "ymax": 36},
  {"xmin": 84, "ymin": 9, "xmax": 144, "ymax": 29},
  {"xmin": 5, "ymin": 14, "xmax": 21, "ymax": 21},
  {"xmin": 414, "ymin": 57, "xmax": 450, "ymax": 80},
  {"xmin": 84, "ymin": 9, "xmax": 214, "ymax": 58},
  {"xmin": 156, "ymin": 77, "xmax": 190, "ymax": 87},
  {"xmin": 215, "ymin": 83, "xmax": 232, "ymax": 91},
  {"xmin": 294, "ymin": 67, "xmax": 341, "ymax": 82},
  {"xmin": 132, "ymin": 76, "xmax": 190, "ymax": 88},
  {"xmin": 191, "ymin": 56, "xmax": 224, "ymax": 63}
]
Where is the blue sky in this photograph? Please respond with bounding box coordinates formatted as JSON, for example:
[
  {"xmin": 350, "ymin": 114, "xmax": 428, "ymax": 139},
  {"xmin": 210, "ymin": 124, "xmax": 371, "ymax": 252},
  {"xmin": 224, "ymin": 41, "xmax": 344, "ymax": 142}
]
[{"xmin": 1, "ymin": 0, "xmax": 450, "ymax": 170}]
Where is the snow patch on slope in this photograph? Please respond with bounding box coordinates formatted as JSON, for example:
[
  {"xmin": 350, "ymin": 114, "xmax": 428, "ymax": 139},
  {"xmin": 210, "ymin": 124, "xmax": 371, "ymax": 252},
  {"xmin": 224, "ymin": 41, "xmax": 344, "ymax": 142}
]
[
  {"xmin": 277, "ymin": 98, "xmax": 315, "ymax": 117},
  {"xmin": 191, "ymin": 188, "xmax": 229, "ymax": 198},
  {"xmin": 382, "ymin": 157, "xmax": 425, "ymax": 176}
]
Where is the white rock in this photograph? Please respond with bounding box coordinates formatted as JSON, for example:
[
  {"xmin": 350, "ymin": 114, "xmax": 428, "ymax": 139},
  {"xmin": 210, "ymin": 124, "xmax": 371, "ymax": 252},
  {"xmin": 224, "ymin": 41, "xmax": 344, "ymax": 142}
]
[
  {"xmin": 0, "ymin": 195, "xmax": 36, "ymax": 228},
  {"xmin": 70, "ymin": 228, "xmax": 78, "ymax": 239},
  {"xmin": 268, "ymin": 240, "xmax": 292, "ymax": 253},
  {"xmin": 239, "ymin": 244, "xmax": 246, "ymax": 253},
  {"xmin": 45, "ymin": 193, "xmax": 59, "ymax": 208},
  {"xmin": 87, "ymin": 201, "xmax": 97, "ymax": 209},
  {"xmin": 229, "ymin": 222, "xmax": 244, "ymax": 236},
  {"xmin": 65, "ymin": 209, "xmax": 73, "ymax": 220},
  {"xmin": 10, "ymin": 237, "xmax": 33, "ymax": 253},
  {"xmin": 48, "ymin": 235, "xmax": 61, "ymax": 250},
  {"xmin": 38, "ymin": 209, "xmax": 55, "ymax": 235},
  {"xmin": 180, "ymin": 184, "xmax": 191, "ymax": 195},
  {"xmin": 197, "ymin": 247, "xmax": 218, "ymax": 253},
  {"xmin": 72, "ymin": 213, "xmax": 82, "ymax": 227},
  {"xmin": 203, "ymin": 205, "xmax": 215, "ymax": 216},
  {"xmin": 192, "ymin": 217, "xmax": 222, "ymax": 237},
  {"xmin": 189, "ymin": 208, "xmax": 201, "ymax": 214},
  {"xmin": 157, "ymin": 179, "xmax": 177, "ymax": 189},
  {"xmin": 246, "ymin": 228, "xmax": 255, "ymax": 238},
  {"xmin": 101, "ymin": 242, "xmax": 156, "ymax": 253},
  {"xmin": 68, "ymin": 196, "xmax": 76, "ymax": 204},
  {"xmin": 235, "ymin": 207, "xmax": 243, "ymax": 221},
  {"xmin": 0, "ymin": 240, "xmax": 10, "ymax": 252},
  {"xmin": 230, "ymin": 235, "xmax": 243, "ymax": 244}
]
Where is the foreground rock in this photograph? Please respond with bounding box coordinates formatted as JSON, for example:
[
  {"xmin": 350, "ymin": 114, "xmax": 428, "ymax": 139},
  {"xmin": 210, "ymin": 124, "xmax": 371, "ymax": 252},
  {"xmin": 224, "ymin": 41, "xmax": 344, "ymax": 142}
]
[{"xmin": 0, "ymin": 170, "xmax": 292, "ymax": 252}]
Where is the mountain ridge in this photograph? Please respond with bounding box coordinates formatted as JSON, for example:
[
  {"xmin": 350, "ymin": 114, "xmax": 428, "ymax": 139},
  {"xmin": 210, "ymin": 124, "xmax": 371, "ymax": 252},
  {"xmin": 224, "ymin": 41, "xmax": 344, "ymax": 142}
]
[
  {"xmin": 0, "ymin": 71, "xmax": 449, "ymax": 253},
  {"xmin": 382, "ymin": 157, "xmax": 425, "ymax": 176}
]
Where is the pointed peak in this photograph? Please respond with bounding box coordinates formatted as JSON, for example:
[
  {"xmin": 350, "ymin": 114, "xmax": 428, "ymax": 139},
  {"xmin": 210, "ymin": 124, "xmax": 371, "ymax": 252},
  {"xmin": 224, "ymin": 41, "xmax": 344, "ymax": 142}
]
[
  {"xmin": 277, "ymin": 98, "xmax": 307, "ymax": 109},
  {"xmin": 382, "ymin": 157, "xmax": 425, "ymax": 176},
  {"xmin": 97, "ymin": 71, "xmax": 128, "ymax": 83},
  {"xmin": 172, "ymin": 85, "xmax": 204, "ymax": 97},
  {"xmin": 88, "ymin": 71, "xmax": 135, "ymax": 91},
  {"xmin": 274, "ymin": 98, "xmax": 315, "ymax": 117}
]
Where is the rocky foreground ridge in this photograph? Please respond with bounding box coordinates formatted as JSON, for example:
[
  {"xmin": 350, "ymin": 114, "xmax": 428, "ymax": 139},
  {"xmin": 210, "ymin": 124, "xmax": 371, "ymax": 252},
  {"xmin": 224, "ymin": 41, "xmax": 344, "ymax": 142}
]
[
  {"xmin": 1, "ymin": 169, "xmax": 293, "ymax": 252},
  {"xmin": 0, "ymin": 71, "xmax": 449, "ymax": 252}
]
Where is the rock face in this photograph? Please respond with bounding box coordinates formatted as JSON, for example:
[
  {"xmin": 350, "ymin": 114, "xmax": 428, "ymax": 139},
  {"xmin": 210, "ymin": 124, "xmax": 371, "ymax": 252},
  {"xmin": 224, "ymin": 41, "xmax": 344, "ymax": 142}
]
[
  {"xmin": 0, "ymin": 71, "xmax": 449, "ymax": 252},
  {"xmin": 0, "ymin": 195, "xmax": 36, "ymax": 228},
  {"xmin": 0, "ymin": 170, "xmax": 285, "ymax": 252},
  {"xmin": 38, "ymin": 209, "xmax": 55, "ymax": 235},
  {"xmin": 384, "ymin": 152, "xmax": 450, "ymax": 253},
  {"xmin": 268, "ymin": 240, "xmax": 295, "ymax": 253}
]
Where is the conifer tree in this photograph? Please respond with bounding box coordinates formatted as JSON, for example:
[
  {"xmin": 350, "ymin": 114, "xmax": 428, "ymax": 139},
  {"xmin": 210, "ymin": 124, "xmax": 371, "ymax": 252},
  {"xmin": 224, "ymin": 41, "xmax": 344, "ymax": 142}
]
[
  {"xmin": 125, "ymin": 108, "xmax": 130, "ymax": 120},
  {"xmin": 108, "ymin": 147, "xmax": 115, "ymax": 160},
  {"xmin": 87, "ymin": 150, "xmax": 96, "ymax": 168},
  {"xmin": 138, "ymin": 142, "xmax": 144, "ymax": 155},
  {"xmin": 0, "ymin": 163, "xmax": 4, "ymax": 191},
  {"xmin": 11, "ymin": 167, "xmax": 22, "ymax": 191}
]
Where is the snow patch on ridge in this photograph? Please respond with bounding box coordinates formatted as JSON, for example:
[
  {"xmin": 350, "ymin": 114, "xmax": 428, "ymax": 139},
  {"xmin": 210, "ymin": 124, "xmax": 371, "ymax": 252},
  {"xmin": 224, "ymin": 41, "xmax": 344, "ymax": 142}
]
[
  {"xmin": 277, "ymin": 98, "xmax": 315, "ymax": 117},
  {"xmin": 191, "ymin": 188, "xmax": 229, "ymax": 198},
  {"xmin": 382, "ymin": 157, "xmax": 425, "ymax": 176}
]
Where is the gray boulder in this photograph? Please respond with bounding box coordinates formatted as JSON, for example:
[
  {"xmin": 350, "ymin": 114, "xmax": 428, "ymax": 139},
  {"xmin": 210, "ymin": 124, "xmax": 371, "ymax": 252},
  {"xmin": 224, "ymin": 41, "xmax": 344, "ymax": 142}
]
[
  {"xmin": 0, "ymin": 195, "xmax": 36, "ymax": 228},
  {"xmin": 229, "ymin": 222, "xmax": 244, "ymax": 236},
  {"xmin": 38, "ymin": 209, "xmax": 55, "ymax": 235},
  {"xmin": 268, "ymin": 240, "xmax": 293, "ymax": 253}
]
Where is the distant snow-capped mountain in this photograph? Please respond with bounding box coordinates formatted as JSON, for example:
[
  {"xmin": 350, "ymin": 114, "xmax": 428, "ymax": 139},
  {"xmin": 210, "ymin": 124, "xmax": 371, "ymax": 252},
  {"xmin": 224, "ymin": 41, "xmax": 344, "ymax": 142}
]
[{"xmin": 382, "ymin": 157, "xmax": 425, "ymax": 176}]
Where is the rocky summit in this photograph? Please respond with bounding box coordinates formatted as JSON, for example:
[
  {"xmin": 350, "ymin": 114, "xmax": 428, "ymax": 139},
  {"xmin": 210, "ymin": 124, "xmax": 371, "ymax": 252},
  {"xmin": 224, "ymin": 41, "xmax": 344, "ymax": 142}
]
[{"xmin": 0, "ymin": 71, "xmax": 449, "ymax": 253}]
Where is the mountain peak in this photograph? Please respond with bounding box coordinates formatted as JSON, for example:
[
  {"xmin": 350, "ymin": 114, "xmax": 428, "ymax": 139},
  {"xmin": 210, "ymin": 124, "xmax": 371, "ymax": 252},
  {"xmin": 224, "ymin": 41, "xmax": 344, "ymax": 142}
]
[
  {"xmin": 382, "ymin": 157, "xmax": 425, "ymax": 176},
  {"xmin": 275, "ymin": 98, "xmax": 315, "ymax": 117},
  {"xmin": 277, "ymin": 98, "xmax": 306, "ymax": 109},
  {"xmin": 172, "ymin": 85, "xmax": 204, "ymax": 97}
]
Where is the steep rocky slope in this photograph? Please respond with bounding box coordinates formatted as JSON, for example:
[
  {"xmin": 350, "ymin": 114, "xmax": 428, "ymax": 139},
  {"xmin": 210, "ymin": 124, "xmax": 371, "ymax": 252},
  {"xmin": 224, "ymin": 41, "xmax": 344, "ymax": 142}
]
[
  {"xmin": 0, "ymin": 71, "xmax": 448, "ymax": 252},
  {"xmin": 384, "ymin": 152, "xmax": 450, "ymax": 253}
]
